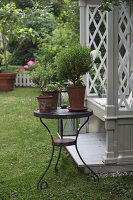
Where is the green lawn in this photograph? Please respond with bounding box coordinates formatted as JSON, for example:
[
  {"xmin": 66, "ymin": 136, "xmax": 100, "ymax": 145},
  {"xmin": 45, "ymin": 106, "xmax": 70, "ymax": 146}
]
[
  {"xmin": 0, "ymin": 88, "xmax": 133, "ymax": 200},
  {"xmin": 0, "ymin": 65, "xmax": 22, "ymax": 73}
]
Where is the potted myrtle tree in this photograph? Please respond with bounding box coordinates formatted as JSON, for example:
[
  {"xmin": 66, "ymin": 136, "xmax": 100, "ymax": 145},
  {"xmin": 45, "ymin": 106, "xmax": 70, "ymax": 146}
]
[
  {"xmin": 56, "ymin": 44, "xmax": 93, "ymax": 111},
  {"xmin": 0, "ymin": 3, "xmax": 37, "ymax": 92},
  {"xmin": 31, "ymin": 65, "xmax": 61, "ymax": 112}
]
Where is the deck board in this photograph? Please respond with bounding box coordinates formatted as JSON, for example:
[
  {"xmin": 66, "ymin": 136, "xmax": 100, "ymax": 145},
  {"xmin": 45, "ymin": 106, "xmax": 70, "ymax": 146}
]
[
  {"xmin": 64, "ymin": 133, "xmax": 133, "ymax": 174},
  {"xmin": 65, "ymin": 133, "xmax": 106, "ymax": 167}
]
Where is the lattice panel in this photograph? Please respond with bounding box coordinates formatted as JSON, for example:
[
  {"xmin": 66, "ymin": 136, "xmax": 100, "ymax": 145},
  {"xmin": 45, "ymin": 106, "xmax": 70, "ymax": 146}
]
[
  {"xmin": 118, "ymin": 3, "xmax": 133, "ymax": 110},
  {"xmin": 86, "ymin": 6, "xmax": 107, "ymax": 96}
]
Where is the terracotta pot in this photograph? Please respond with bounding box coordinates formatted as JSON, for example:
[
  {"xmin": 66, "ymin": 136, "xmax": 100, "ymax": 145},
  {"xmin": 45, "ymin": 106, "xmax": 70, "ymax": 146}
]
[
  {"xmin": 37, "ymin": 96, "xmax": 53, "ymax": 113},
  {"xmin": 0, "ymin": 73, "xmax": 17, "ymax": 92},
  {"xmin": 41, "ymin": 90, "xmax": 59, "ymax": 110},
  {"xmin": 67, "ymin": 86, "xmax": 86, "ymax": 109}
]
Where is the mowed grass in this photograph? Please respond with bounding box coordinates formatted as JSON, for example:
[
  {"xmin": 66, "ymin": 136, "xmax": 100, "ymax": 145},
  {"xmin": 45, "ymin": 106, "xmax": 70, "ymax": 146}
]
[{"xmin": 0, "ymin": 88, "xmax": 133, "ymax": 200}]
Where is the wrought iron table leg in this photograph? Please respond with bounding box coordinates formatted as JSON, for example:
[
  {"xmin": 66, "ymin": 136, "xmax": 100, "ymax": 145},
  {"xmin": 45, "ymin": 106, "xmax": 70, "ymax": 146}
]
[
  {"xmin": 75, "ymin": 117, "xmax": 99, "ymax": 182},
  {"xmin": 55, "ymin": 146, "xmax": 62, "ymax": 172},
  {"xmin": 54, "ymin": 118, "xmax": 63, "ymax": 172},
  {"xmin": 37, "ymin": 118, "xmax": 55, "ymax": 190},
  {"xmin": 37, "ymin": 145, "xmax": 55, "ymax": 190}
]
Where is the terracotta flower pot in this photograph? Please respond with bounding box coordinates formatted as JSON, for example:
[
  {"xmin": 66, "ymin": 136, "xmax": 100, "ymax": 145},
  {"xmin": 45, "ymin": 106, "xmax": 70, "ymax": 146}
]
[
  {"xmin": 67, "ymin": 86, "xmax": 86, "ymax": 110},
  {"xmin": 0, "ymin": 73, "xmax": 17, "ymax": 92},
  {"xmin": 37, "ymin": 96, "xmax": 53, "ymax": 113},
  {"xmin": 41, "ymin": 90, "xmax": 59, "ymax": 110}
]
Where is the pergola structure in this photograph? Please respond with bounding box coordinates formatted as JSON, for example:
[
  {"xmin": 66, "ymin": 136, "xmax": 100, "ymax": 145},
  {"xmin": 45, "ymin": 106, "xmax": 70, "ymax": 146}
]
[{"xmin": 79, "ymin": 0, "xmax": 133, "ymax": 165}]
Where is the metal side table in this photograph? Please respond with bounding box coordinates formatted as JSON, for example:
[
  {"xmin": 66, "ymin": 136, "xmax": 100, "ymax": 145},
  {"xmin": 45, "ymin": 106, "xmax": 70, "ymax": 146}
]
[{"xmin": 34, "ymin": 108, "xmax": 99, "ymax": 190}]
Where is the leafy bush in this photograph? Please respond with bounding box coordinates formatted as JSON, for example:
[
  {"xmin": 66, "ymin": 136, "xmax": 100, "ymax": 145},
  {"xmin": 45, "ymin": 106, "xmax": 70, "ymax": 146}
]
[
  {"xmin": 36, "ymin": 26, "xmax": 79, "ymax": 70},
  {"xmin": 8, "ymin": 6, "xmax": 57, "ymax": 66},
  {"xmin": 8, "ymin": 39, "xmax": 36, "ymax": 65},
  {"xmin": 56, "ymin": 44, "xmax": 93, "ymax": 86},
  {"xmin": 30, "ymin": 65, "xmax": 53, "ymax": 89}
]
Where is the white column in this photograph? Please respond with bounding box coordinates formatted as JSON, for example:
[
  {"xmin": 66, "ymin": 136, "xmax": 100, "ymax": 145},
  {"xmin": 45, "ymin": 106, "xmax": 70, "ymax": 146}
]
[
  {"xmin": 130, "ymin": 3, "xmax": 133, "ymax": 72},
  {"xmin": 79, "ymin": 0, "xmax": 87, "ymax": 46},
  {"xmin": 106, "ymin": 7, "xmax": 119, "ymax": 117},
  {"xmin": 104, "ymin": 7, "xmax": 119, "ymax": 164}
]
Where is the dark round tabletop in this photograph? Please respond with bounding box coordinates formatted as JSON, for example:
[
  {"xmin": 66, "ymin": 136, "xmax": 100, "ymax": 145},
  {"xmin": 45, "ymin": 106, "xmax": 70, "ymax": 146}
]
[{"xmin": 34, "ymin": 108, "xmax": 93, "ymax": 119}]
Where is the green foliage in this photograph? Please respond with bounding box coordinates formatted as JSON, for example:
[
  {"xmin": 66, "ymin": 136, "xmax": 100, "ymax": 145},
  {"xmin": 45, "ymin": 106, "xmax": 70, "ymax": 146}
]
[
  {"xmin": 100, "ymin": 0, "xmax": 133, "ymax": 11},
  {"xmin": 14, "ymin": 0, "xmax": 33, "ymax": 10},
  {"xmin": 8, "ymin": 39, "xmax": 37, "ymax": 65},
  {"xmin": 0, "ymin": 65, "xmax": 22, "ymax": 73},
  {"xmin": 0, "ymin": 3, "xmax": 37, "ymax": 69},
  {"xmin": 38, "ymin": 0, "xmax": 67, "ymax": 17},
  {"xmin": 58, "ymin": 0, "xmax": 79, "ymax": 34},
  {"xmin": 1, "ymin": 0, "xmax": 79, "ymax": 67},
  {"xmin": 56, "ymin": 44, "xmax": 93, "ymax": 86},
  {"xmin": 45, "ymin": 82, "xmax": 62, "ymax": 91},
  {"xmin": 36, "ymin": 26, "xmax": 79, "ymax": 67},
  {"xmin": 0, "ymin": 0, "xmax": 33, "ymax": 9},
  {"xmin": 0, "ymin": 3, "xmax": 22, "ymax": 37},
  {"xmin": 34, "ymin": 26, "xmax": 79, "ymax": 90},
  {"xmin": 23, "ymin": 6, "xmax": 57, "ymax": 36},
  {"xmin": 8, "ymin": 5, "xmax": 57, "ymax": 65},
  {"xmin": 30, "ymin": 65, "xmax": 53, "ymax": 89},
  {"xmin": 30, "ymin": 63, "xmax": 61, "ymax": 91}
]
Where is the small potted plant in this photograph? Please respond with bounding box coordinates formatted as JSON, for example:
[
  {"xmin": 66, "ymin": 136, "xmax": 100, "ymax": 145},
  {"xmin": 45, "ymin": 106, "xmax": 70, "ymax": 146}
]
[
  {"xmin": 56, "ymin": 44, "xmax": 93, "ymax": 111},
  {"xmin": 31, "ymin": 65, "xmax": 61, "ymax": 112}
]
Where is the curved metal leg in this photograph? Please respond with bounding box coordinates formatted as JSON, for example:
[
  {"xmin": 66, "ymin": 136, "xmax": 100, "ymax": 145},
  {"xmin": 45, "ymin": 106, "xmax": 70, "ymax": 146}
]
[
  {"xmin": 75, "ymin": 144, "xmax": 99, "ymax": 182},
  {"xmin": 37, "ymin": 144, "xmax": 55, "ymax": 190},
  {"xmin": 37, "ymin": 118, "xmax": 55, "ymax": 190},
  {"xmin": 75, "ymin": 117, "xmax": 99, "ymax": 182},
  {"xmin": 55, "ymin": 146, "xmax": 62, "ymax": 172}
]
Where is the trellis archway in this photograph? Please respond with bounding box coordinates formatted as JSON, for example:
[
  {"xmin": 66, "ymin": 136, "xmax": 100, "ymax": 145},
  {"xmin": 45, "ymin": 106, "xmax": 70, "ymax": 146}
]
[{"xmin": 80, "ymin": 0, "xmax": 133, "ymax": 165}]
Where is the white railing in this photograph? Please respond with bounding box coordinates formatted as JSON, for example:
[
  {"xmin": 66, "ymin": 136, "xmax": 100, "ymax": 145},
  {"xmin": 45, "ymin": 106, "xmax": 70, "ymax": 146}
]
[
  {"xmin": 118, "ymin": 4, "xmax": 133, "ymax": 110},
  {"xmin": 15, "ymin": 73, "xmax": 35, "ymax": 87},
  {"xmin": 86, "ymin": 5, "xmax": 107, "ymax": 96}
]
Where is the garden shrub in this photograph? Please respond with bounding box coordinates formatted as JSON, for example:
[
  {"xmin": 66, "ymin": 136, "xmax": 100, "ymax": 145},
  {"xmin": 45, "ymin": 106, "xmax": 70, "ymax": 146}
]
[
  {"xmin": 8, "ymin": 6, "xmax": 57, "ymax": 66},
  {"xmin": 36, "ymin": 26, "xmax": 79, "ymax": 69}
]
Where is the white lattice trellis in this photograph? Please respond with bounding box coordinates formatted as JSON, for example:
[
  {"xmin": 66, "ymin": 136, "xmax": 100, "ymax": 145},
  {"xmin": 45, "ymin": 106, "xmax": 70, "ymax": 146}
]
[
  {"xmin": 118, "ymin": 3, "xmax": 133, "ymax": 110},
  {"xmin": 86, "ymin": 5, "xmax": 107, "ymax": 96}
]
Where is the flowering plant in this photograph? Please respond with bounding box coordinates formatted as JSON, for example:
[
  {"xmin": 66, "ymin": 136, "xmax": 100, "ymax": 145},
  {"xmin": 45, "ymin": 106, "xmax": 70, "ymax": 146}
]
[{"xmin": 16, "ymin": 60, "xmax": 40, "ymax": 73}]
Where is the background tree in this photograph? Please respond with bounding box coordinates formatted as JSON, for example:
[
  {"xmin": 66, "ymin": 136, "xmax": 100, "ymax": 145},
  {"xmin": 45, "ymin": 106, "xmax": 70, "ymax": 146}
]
[
  {"xmin": 35, "ymin": 0, "xmax": 79, "ymax": 72},
  {"xmin": 0, "ymin": 0, "xmax": 80, "ymax": 66},
  {"xmin": 0, "ymin": 3, "xmax": 37, "ymax": 69},
  {"xmin": 8, "ymin": 0, "xmax": 80, "ymax": 65},
  {"xmin": 9, "ymin": 5, "xmax": 57, "ymax": 65},
  {"xmin": 0, "ymin": 0, "xmax": 34, "ymax": 9}
]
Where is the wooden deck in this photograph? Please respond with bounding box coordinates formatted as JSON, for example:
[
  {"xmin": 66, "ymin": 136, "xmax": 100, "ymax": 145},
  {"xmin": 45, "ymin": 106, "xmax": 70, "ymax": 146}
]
[
  {"xmin": 66, "ymin": 133, "xmax": 106, "ymax": 167},
  {"xmin": 64, "ymin": 133, "xmax": 133, "ymax": 174}
]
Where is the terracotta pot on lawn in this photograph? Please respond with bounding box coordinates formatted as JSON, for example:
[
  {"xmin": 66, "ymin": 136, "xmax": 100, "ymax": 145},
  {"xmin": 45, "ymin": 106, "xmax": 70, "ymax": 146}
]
[
  {"xmin": 67, "ymin": 86, "xmax": 87, "ymax": 111},
  {"xmin": 37, "ymin": 96, "xmax": 53, "ymax": 113},
  {"xmin": 41, "ymin": 90, "xmax": 59, "ymax": 110},
  {"xmin": 0, "ymin": 73, "xmax": 17, "ymax": 92}
]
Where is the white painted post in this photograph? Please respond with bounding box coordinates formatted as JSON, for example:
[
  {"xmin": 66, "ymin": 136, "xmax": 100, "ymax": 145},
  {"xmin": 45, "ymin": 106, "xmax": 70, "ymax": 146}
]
[
  {"xmin": 15, "ymin": 74, "xmax": 19, "ymax": 86},
  {"xmin": 79, "ymin": 0, "xmax": 87, "ymax": 46},
  {"xmin": 23, "ymin": 73, "xmax": 26, "ymax": 86},
  {"xmin": 106, "ymin": 7, "xmax": 119, "ymax": 117},
  {"xmin": 104, "ymin": 7, "xmax": 119, "ymax": 163},
  {"xmin": 19, "ymin": 74, "xmax": 23, "ymax": 86},
  {"xmin": 27, "ymin": 74, "xmax": 30, "ymax": 86}
]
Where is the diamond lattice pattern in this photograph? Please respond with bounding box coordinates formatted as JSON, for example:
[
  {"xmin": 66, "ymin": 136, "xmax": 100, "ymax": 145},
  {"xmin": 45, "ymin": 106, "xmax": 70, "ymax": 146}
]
[
  {"xmin": 87, "ymin": 6, "xmax": 107, "ymax": 96},
  {"xmin": 118, "ymin": 4, "xmax": 133, "ymax": 110}
]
